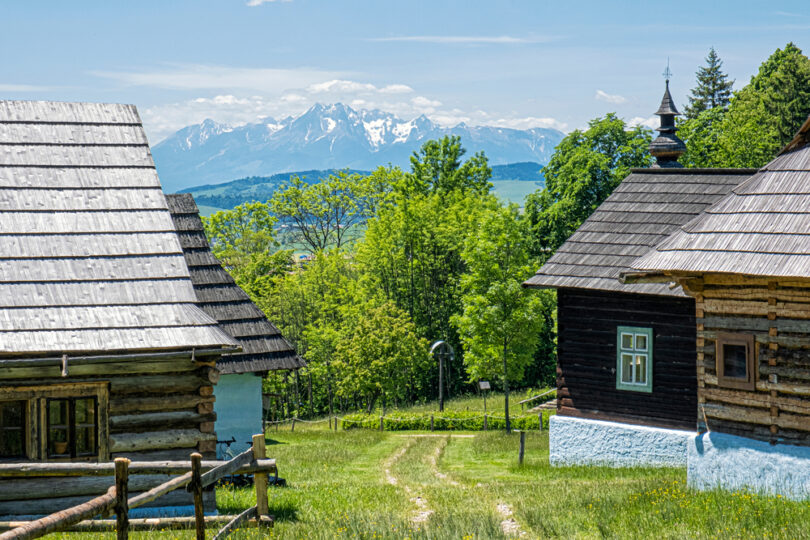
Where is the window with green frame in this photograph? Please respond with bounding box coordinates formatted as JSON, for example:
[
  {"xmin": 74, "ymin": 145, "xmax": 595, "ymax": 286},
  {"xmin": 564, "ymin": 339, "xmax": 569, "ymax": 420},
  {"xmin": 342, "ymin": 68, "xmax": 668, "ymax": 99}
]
[{"xmin": 616, "ymin": 326, "xmax": 653, "ymax": 393}]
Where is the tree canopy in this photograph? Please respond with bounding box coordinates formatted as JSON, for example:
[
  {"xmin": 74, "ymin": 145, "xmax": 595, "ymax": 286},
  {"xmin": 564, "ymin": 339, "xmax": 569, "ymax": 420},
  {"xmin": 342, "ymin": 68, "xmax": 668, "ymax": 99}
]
[{"xmin": 685, "ymin": 47, "xmax": 734, "ymax": 119}]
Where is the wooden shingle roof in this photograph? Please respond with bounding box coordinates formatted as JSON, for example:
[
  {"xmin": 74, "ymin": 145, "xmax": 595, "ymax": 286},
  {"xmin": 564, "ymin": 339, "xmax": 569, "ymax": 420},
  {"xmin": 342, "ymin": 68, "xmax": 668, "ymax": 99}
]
[
  {"xmin": 166, "ymin": 194, "xmax": 305, "ymax": 374},
  {"xmin": 525, "ymin": 168, "xmax": 755, "ymax": 296},
  {"xmin": 0, "ymin": 100, "xmax": 238, "ymax": 355},
  {"xmin": 626, "ymin": 128, "xmax": 810, "ymax": 280}
]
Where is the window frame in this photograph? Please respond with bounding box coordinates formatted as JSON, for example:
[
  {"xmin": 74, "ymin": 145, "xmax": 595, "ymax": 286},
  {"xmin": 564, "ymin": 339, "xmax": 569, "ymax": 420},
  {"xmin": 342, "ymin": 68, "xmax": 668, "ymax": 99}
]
[
  {"xmin": 46, "ymin": 396, "xmax": 99, "ymax": 460},
  {"xmin": 0, "ymin": 382, "xmax": 109, "ymax": 462},
  {"xmin": 716, "ymin": 332, "xmax": 756, "ymax": 391},
  {"xmin": 0, "ymin": 400, "xmax": 27, "ymax": 460},
  {"xmin": 616, "ymin": 326, "xmax": 653, "ymax": 393}
]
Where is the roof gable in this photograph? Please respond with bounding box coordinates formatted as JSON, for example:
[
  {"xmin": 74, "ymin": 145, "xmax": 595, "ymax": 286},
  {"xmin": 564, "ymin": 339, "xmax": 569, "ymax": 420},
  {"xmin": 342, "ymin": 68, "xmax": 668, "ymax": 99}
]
[
  {"xmin": 166, "ymin": 194, "xmax": 304, "ymax": 373},
  {"xmin": 0, "ymin": 100, "xmax": 237, "ymax": 355},
  {"xmin": 525, "ymin": 168, "xmax": 755, "ymax": 295}
]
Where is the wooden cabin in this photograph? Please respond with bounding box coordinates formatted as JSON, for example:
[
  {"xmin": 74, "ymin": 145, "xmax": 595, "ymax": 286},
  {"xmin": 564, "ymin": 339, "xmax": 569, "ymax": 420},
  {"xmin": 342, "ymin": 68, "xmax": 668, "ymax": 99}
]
[
  {"xmin": 0, "ymin": 100, "xmax": 238, "ymax": 517},
  {"xmin": 624, "ymin": 117, "xmax": 810, "ymax": 498},
  {"xmin": 166, "ymin": 193, "xmax": 305, "ymax": 457},
  {"xmin": 524, "ymin": 83, "xmax": 755, "ymax": 466}
]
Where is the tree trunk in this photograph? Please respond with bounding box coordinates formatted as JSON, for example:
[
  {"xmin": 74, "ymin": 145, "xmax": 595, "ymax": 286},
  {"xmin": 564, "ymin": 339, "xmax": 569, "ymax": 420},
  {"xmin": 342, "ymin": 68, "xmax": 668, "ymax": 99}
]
[{"xmin": 503, "ymin": 336, "xmax": 510, "ymax": 433}]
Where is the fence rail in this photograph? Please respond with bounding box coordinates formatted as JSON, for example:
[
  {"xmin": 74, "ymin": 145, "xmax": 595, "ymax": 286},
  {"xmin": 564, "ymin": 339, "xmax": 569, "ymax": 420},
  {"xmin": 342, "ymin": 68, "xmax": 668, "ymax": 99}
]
[{"xmin": 0, "ymin": 433, "xmax": 276, "ymax": 540}]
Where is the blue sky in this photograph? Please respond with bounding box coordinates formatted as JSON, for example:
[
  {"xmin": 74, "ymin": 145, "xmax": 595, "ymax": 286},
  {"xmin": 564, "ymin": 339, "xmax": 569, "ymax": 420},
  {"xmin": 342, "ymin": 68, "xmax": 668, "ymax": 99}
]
[{"xmin": 2, "ymin": 1, "xmax": 810, "ymax": 144}]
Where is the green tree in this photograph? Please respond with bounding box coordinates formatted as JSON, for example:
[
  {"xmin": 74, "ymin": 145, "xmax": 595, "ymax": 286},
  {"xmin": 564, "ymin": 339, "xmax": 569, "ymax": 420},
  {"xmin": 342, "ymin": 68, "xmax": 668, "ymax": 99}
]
[
  {"xmin": 453, "ymin": 204, "xmax": 546, "ymax": 431},
  {"xmin": 270, "ymin": 170, "xmax": 392, "ymax": 253},
  {"xmin": 202, "ymin": 201, "xmax": 291, "ymax": 298},
  {"xmin": 406, "ymin": 135, "xmax": 492, "ymax": 195},
  {"xmin": 714, "ymin": 43, "xmax": 810, "ymax": 168},
  {"xmin": 685, "ymin": 47, "xmax": 734, "ymax": 119},
  {"xmin": 525, "ymin": 114, "xmax": 653, "ymax": 259},
  {"xmin": 678, "ymin": 107, "xmax": 727, "ymax": 168}
]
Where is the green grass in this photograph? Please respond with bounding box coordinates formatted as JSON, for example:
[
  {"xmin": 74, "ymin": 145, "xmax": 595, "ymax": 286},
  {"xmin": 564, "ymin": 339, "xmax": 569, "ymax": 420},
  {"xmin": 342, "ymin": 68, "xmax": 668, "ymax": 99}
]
[
  {"xmin": 46, "ymin": 423, "xmax": 810, "ymax": 538},
  {"xmin": 373, "ymin": 387, "xmax": 553, "ymax": 416}
]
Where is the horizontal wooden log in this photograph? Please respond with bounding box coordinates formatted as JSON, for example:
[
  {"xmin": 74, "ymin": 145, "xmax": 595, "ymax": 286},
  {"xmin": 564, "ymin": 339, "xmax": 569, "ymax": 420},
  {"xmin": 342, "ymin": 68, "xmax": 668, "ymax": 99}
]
[
  {"xmin": 0, "ymin": 515, "xmax": 261, "ymax": 533},
  {"xmin": 128, "ymin": 472, "xmax": 192, "ymax": 510},
  {"xmin": 110, "ymin": 411, "xmax": 216, "ymax": 431},
  {"xmin": 111, "ymin": 448, "xmax": 197, "ymax": 462},
  {"xmin": 110, "ymin": 395, "xmax": 214, "ymax": 416},
  {"xmin": 0, "ymin": 459, "xmax": 276, "ymax": 477},
  {"xmin": 109, "ymin": 372, "xmax": 209, "ymax": 396},
  {"xmin": 0, "ymin": 360, "xmax": 199, "ymax": 381},
  {"xmin": 0, "ymin": 487, "xmax": 115, "ymax": 538},
  {"xmin": 557, "ymin": 406, "xmax": 695, "ymax": 430},
  {"xmin": 0, "ymin": 475, "xmax": 173, "ymax": 502},
  {"xmin": 702, "ymin": 402, "xmax": 810, "ymax": 432},
  {"xmin": 110, "ymin": 429, "xmax": 216, "ymax": 453},
  {"xmin": 703, "ymin": 387, "xmax": 810, "ymax": 415}
]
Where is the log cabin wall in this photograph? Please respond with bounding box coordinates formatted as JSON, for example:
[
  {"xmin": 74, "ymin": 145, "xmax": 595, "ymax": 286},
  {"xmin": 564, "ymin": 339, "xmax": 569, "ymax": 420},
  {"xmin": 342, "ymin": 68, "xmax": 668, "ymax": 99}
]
[
  {"xmin": 557, "ymin": 287, "xmax": 697, "ymax": 430},
  {"xmin": 0, "ymin": 351, "xmax": 220, "ymax": 516},
  {"xmin": 689, "ymin": 274, "xmax": 810, "ymax": 447}
]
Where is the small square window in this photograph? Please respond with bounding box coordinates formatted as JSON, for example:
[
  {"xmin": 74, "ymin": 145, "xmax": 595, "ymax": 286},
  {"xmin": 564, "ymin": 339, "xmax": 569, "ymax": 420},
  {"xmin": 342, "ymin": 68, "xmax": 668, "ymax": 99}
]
[
  {"xmin": 716, "ymin": 333, "xmax": 756, "ymax": 391},
  {"xmin": 616, "ymin": 326, "xmax": 653, "ymax": 393}
]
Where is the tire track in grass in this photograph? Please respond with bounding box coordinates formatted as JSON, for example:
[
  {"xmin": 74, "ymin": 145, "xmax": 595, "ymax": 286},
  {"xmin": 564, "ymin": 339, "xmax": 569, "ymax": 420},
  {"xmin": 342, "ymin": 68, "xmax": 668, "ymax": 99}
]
[{"xmin": 382, "ymin": 436, "xmax": 434, "ymax": 524}]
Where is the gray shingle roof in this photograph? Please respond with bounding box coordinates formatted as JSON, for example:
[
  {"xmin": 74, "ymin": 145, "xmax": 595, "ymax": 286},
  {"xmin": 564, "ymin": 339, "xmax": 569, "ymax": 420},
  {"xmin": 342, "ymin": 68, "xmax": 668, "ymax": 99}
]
[
  {"xmin": 525, "ymin": 168, "xmax": 755, "ymax": 296},
  {"xmin": 0, "ymin": 100, "xmax": 238, "ymax": 355},
  {"xmin": 626, "ymin": 132, "xmax": 810, "ymax": 280},
  {"xmin": 166, "ymin": 194, "xmax": 305, "ymax": 374}
]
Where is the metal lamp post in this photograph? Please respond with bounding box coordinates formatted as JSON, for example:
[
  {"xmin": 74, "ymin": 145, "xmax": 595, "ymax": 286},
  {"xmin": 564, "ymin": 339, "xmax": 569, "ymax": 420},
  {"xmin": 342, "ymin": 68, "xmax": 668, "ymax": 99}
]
[{"xmin": 430, "ymin": 341, "xmax": 455, "ymax": 412}]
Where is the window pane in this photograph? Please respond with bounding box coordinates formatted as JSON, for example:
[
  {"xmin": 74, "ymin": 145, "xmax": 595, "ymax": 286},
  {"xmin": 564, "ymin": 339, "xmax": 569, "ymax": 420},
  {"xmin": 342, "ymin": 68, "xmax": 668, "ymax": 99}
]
[
  {"xmin": 723, "ymin": 344, "xmax": 748, "ymax": 379},
  {"xmin": 621, "ymin": 334, "xmax": 634, "ymax": 350},
  {"xmin": 1, "ymin": 430, "xmax": 23, "ymax": 458},
  {"xmin": 75, "ymin": 427, "xmax": 95, "ymax": 456},
  {"xmin": 75, "ymin": 398, "xmax": 95, "ymax": 425},
  {"xmin": 621, "ymin": 354, "xmax": 633, "ymax": 383},
  {"xmin": 635, "ymin": 334, "xmax": 647, "ymax": 351},
  {"xmin": 635, "ymin": 354, "xmax": 647, "ymax": 384},
  {"xmin": 0, "ymin": 401, "xmax": 26, "ymax": 458},
  {"xmin": 2, "ymin": 402, "xmax": 23, "ymax": 426},
  {"xmin": 49, "ymin": 399, "xmax": 68, "ymax": 426}
]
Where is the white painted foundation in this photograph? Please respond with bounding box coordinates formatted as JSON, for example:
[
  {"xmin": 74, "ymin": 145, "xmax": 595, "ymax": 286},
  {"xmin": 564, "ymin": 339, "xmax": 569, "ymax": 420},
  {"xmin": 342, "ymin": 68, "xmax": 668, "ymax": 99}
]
[
  {"xmin": 549, "ymin": 415, "xmax": 693, "ymax": 467},
  {"xmin": 688, "ymin": 431, "xmax": 810, "ymax": 500},
  {"xmin": 213, "ymin": 373, "xmax": 264, "ymax": 459}
]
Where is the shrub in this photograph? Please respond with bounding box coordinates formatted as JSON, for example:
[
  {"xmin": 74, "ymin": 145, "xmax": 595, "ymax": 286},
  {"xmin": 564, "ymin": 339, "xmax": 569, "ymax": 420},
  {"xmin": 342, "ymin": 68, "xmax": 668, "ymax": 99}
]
[{"xmin": 341, "ymin": 410, "xmax": 551, "ymax": 431}]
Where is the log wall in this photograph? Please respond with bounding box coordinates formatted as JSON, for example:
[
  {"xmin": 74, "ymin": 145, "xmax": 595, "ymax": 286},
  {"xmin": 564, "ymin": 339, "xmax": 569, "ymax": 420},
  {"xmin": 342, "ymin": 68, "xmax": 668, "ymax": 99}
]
[
  {"xmin": 557, "ymin": 288, "xmax": 697, "ymax": 430},
  {"xmin": 0, "ymin": 351, "xmax": 220, "ymax": 517},
  {"xmin": 686, "ymin": 274, "xmax": 810, "ymax": 446}
]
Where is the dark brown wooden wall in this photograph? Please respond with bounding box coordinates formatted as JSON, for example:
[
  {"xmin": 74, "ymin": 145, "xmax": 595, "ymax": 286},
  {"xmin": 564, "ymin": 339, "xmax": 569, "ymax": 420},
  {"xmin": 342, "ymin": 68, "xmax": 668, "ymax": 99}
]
[{"xmin": 557, "ymin": 288, "xmax": 697, "ymax": 430}]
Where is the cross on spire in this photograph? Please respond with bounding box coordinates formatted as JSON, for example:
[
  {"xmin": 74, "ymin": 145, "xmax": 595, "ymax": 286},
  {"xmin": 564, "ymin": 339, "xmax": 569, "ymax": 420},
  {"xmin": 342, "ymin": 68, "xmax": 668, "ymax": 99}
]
[{"xmin": 663, "ymin": 58, "xmax": 672, "ymax": 82}]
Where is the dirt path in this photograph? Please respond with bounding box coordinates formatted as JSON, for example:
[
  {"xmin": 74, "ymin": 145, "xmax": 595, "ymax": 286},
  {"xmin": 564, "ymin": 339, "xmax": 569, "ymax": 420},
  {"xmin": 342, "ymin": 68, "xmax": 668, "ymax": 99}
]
[
  {"xmin": 496, "ymin": 502, "xmax": 528, "ymax": 537},
  {"xmin": 382, "ymin": 436, "xmax": 434, "ymax": 525}
]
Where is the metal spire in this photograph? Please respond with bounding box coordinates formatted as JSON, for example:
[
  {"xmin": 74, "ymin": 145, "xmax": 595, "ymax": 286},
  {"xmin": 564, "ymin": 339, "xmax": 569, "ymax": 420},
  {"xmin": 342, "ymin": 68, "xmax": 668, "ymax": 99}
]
[{"xmin": 649, "ymin": 60, "xmax": 685, "ymax": 168}]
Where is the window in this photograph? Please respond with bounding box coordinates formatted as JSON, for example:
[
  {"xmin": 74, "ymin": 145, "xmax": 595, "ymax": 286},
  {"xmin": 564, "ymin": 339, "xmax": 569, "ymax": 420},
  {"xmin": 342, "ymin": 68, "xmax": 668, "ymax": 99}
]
[
  {"xmin": 616, "ymin": 326, "xmax": 653, "ymax": 393},
  {"xmin": 716, "ymin": 333, "xmax": 756, "ymax": 391},
  {"xmin": 0, "ymin": 382, "xmax": 108, "ymax": 461},
  {"xmin": 47, "ymin": 397, "xmax": 98, "ymax": 459},
  {"xmin": 0, "ymin": 401, "xmax": 26, "ymax": 459}
]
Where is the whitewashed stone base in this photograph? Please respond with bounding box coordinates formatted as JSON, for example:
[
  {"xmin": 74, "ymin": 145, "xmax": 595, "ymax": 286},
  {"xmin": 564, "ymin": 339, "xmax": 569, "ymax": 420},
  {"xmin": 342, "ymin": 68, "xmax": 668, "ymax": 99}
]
[
  {"xmin": 549, "ymin": 415, "xmax": 692, "ymax": 467},
  {"xmin": 688, "ymin": 431, "xmax": 810, "ymax": 500}
]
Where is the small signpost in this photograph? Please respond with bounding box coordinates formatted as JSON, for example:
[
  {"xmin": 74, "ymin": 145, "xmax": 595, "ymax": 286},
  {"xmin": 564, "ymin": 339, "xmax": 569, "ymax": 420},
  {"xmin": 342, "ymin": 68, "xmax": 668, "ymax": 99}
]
[
  {"xmin": 479, "ymin": 380, "xmax": 491, "ymax": 413},
  {"xmin": 430, "ymin": 341, "xmax": 455, "ymax": 412}
]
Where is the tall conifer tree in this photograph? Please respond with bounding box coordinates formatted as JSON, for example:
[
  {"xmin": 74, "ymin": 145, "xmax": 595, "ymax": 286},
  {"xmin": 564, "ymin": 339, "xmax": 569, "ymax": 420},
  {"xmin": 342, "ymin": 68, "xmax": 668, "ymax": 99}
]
[{"xmin": 685, "ymin": 47, "xmax": 734, "ymax": 119}]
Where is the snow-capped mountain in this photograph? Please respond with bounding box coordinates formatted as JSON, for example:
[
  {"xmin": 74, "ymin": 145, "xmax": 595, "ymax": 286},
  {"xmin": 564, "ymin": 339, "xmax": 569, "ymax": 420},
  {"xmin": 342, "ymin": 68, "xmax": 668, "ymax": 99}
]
[{"xmin": 152, "ymin": 103, "xmax": 564, "ymax": 193}]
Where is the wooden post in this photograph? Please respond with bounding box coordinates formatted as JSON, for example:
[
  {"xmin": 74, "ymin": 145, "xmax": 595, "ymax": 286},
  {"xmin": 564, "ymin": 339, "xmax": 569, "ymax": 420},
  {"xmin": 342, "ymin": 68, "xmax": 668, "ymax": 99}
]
[
  {"xmin": 190, "ymin": 453, "xmax": 204, "ymax": 540},
  {"xmin": 518, "ymin": 431, "xmax": 525, "ymax": 465},
  {"xmin": 379, "ymin": 416, "xmax": 384, "ymax": 432},
  {"xmin": 252, "ymin": 433, "xmax": 270, "ymax": 521},
  {"xmin": 335, "ymin": 416, "xmax": 339, "ymax": 431},
  {"xmin": 483, "ymin": 414, "xmax": 487, "ymax": 431},
  {"xmin": 430, "ymin": 415, "xmax": 434, "ymax": 431},
  {"xmin": 538, "ymin": 412, "xmax": 543, "ymax": 431},
  {"xmin": 291, "ymin": 418, "xmax": 295, "ymax": 432},
  {"xmin": 114, "ymin": 458, "xmax": 129, "ymax": 540},
  {"xmin": 328, "ymin": 416, "xmax": 332, "ymax": 430}
]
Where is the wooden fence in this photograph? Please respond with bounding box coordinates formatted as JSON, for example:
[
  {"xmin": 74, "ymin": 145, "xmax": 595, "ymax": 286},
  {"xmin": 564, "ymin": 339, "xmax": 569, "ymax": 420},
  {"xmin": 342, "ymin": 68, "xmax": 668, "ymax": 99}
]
[{"xmin": 0, "ymin": 433, "xmax": 275, "ymax": 540}]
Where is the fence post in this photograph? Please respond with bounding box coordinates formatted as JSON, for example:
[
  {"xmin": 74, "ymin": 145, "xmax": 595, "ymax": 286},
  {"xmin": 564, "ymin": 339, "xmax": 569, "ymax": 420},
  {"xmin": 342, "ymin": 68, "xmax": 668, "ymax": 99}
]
[
  {"xmin": 430, "ymin": 414, "xmax": 434, "ymax": 431},
  {"xmin": 380, "ymin": 416, "xmax": 384, "ymax": 432},
  {"xmin": 518, "ymin": 431, "xmax": 526, "ymax": 465},
  {"xmin": 190, "ymin": 453, "xmax": 205, "ymax": 540},
  {"xmin": 483, "ymin": 414, "xmax": 488, "ymax": 431},
  {"xmin": 335, "ymin": 416, "xmax": 339, "ymax": 431},
  {"xmin": 114, "ymin": 457, "xmax": 130, "ymax": 540},
  {"xmin": 291, "ymin": 418, "xmax": 296, "ymax": 432},
  {"xmin": 253, "ymin": 433, "xmax": 270, "ymax": 521},
  {"xmin": 538, "ymin": 412, "xmax": 543, "ymax": 431}
]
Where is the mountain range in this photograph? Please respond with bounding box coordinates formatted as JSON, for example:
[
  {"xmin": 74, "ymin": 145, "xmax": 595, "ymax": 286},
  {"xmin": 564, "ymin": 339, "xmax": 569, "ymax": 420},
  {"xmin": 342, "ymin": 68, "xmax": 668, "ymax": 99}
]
[{"xmin": 151, "ymin": 103, "xmax": 564, "ymax": 193}]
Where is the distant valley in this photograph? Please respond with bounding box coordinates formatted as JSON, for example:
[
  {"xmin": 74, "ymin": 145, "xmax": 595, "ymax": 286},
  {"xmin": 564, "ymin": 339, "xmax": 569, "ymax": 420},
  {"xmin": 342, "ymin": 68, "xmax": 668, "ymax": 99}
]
[
  {"xmin": 152, "ymin": 102, "xmax": 563, "ymax": 193},
  {"xmin": 183, "ymin": 162, "xmax": 546, "ymax": 215}
]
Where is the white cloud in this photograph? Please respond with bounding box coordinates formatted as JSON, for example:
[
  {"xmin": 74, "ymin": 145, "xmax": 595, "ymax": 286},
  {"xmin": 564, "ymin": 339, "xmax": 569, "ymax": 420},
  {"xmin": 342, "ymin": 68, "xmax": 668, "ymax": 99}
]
[
  {"xmin": 595, "ymin": 90, "xmax": 627, "ymax": 104},
  {"xmin": 308, "ymin": 79, "xmax": 377, "ymax": 93},
  {"xmin": 0, "ymin": 83, "xmax": 51, "ymax": 92},
  {"xmin": 379, "ymin": 84, "xmax": 414, "ymax": 94},
  {"xmin": 490, "ymin": 116, "xmax": 569, "ymax": 132},
  {"xmin": 368, "ymin": 35, "xmax": 553, "ymax": 44},
  {"xmin": 246, "ymin": 0, "xmax": 291, "ymax": 5},
  {"xmin": 411, "ymin": 96, "xmax": 442, "ymax": 112},
  {"xmin": 628, "ymin": 116, "xmax": 658, "ymax": 130},
  {"xmin": 91, "ymin": 64, "xmax": 346, "ymax": 92}
]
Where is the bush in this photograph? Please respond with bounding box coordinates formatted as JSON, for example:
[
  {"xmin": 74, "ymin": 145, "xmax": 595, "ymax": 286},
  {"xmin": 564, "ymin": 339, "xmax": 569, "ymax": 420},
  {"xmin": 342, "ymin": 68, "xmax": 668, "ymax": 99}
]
[{"xmin": 341, "ymin": 410, "xmax": 551, "ymax": 431}]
